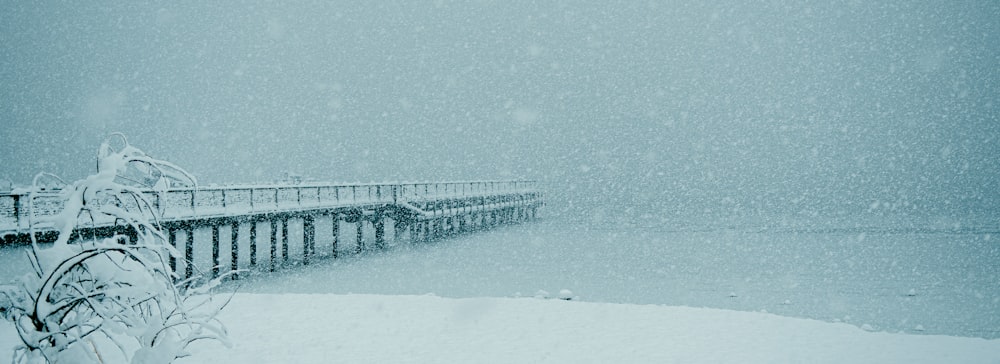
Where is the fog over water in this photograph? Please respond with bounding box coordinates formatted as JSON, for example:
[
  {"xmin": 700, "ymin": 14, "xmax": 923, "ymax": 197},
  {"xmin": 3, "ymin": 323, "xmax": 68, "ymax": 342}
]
[{"xmin": 2, "ymin": 2, "xmax": 998, "ymax": 219}]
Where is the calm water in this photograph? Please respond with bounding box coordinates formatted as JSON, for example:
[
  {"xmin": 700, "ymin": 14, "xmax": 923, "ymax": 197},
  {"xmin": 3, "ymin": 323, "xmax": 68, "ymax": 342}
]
[{"xmin": 3, "ymin": 214, "xmax": 999, "ymax": 338}]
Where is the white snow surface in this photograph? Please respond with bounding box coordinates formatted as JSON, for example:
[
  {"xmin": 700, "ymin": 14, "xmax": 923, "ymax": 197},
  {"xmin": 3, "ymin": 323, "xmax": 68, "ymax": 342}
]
[{"xmin": 5, "ymin": 293, "xmax": 996, "ymax": 363}]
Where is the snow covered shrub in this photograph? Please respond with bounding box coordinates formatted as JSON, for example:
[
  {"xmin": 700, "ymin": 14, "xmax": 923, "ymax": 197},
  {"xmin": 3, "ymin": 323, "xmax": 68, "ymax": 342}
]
[{"xmin": 0, "ymin": 134, "xmax": 232, "ymax": 364}]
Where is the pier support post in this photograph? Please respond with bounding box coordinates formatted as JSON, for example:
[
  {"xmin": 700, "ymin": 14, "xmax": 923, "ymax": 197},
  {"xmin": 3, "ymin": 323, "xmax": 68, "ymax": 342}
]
[
  {"xmin": 269, "ymin": 219, "xmax": 278, "ymax": 272},
  {"xmin": 281, "ymin": 218, "xmax": 289, "ymax": 263},
  {"xmin": 249, "ymin": 222, "xmax": 257, "ymax": 266},
  {"xmin": 356, "ymin": 220, "xmax": 364, "ymax": 253},
  {"xmin": 331, "ymin": 215, "xmax": 339, "ymax": 258},
  {"xmin": 168, "ymin": 229, "xmax": 177, "ymax": 273},
  {"xmin": 303, "ymin": 215, "xmax": 315, "ymax": 265},
  {"xmin": 231, "ymin": 221, "xmax": 239, "ymax": 279},
  {"xmin": 422, "ymin": 221, "xmax": 429, "ymax": 242},
  {"xmin": 391, "ymin": 219, "xmax": 399, "ymax": 244},
  {"xmin": 375, "ymin": 216, "xmax": 385, "ymax": 250},
  {"xmin": 211, "ymin": 225, "xmax": 220, "ymax": 278},
  {"xmin": 185, "ymin": 226, "xmax": 194, "ymax": 279}
]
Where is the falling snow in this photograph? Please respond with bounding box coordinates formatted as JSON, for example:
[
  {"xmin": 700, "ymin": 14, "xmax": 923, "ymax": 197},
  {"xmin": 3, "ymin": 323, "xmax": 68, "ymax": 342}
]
[{"xmin": 2, "ymin": 1, "xmax": 999, "ymax": 362}]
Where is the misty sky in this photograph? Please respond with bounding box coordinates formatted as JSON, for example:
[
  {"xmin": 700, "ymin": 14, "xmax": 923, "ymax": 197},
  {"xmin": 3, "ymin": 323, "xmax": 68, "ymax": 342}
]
[{"xmin": 2, "ymin": 1, "xmax": 998, "ymax": 217}]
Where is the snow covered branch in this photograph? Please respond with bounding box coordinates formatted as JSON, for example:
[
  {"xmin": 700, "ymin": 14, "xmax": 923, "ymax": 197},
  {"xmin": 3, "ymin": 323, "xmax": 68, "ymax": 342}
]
[{"xmin": 0, "ymin": 134, "xmax": 229, "ymax": 364}]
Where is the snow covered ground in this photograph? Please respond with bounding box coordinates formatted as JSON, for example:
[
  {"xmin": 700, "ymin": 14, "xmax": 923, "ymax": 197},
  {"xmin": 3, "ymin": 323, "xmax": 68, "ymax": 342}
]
[
  {"xmin": 4, "ymin": 293, "xmax": 999, "ymax": 363},
  {"xmin": 237, "ymin": 216, "xmax": 1000, "ymax": 339},
  {"xmin": 2, "ymin": 214, "xmax": 999, "ymax": 362},
  {"xmin": 170, "ymin": 293, "xmax": 1000, "ymax": 363}
]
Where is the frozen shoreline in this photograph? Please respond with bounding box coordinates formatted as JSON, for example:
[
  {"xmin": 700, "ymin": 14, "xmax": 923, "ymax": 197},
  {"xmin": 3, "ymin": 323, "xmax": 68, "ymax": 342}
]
[{"xmin": 8, "ymin": 293, "xmax": 995, "ymax": 364}]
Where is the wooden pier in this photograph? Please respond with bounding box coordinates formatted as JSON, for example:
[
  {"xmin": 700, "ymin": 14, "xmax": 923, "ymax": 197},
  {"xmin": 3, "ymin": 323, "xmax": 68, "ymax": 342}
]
[{"xmin": 0, "ymin": 181, "xmax": 543, "ymax": 279}]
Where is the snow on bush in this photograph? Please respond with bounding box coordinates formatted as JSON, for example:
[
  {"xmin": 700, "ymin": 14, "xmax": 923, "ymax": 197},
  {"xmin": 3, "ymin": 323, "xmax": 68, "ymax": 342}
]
[{"xmin": 0, "ymin": 134, "xmax": 231, "ymax": 364}]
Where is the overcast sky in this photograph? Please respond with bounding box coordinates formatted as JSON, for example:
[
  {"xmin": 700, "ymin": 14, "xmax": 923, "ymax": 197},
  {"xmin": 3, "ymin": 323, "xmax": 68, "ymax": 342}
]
[{"xmin": 2, "ymin": 1, "xmax": 998, "ymax": 218}]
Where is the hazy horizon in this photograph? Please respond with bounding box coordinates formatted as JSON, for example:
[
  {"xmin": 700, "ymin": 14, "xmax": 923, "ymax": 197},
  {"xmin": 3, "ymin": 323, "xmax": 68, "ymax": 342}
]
[{"xmin": 2, "ymin": 1, "xmax": 998, "ymax": 218}]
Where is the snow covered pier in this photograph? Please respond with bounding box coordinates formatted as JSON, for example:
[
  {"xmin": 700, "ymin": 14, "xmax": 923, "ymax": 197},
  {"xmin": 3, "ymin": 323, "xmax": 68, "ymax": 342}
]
[{"xmin": 0, "ymin": 181, "xmax": 543, "ymax": 279}]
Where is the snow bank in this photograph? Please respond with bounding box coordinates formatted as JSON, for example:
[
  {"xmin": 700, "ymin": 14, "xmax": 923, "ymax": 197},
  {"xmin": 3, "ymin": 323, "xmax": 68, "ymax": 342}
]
[{"xmin": 7, "ymin": 293, "xmax": 991, "ymax": 363}]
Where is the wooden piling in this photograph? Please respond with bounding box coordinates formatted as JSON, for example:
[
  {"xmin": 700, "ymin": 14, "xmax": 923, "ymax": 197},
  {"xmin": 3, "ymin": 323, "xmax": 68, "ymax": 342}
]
[
  {"xmin": 249, "ymin": 222, "xmax": 257, "ymax": 266},
  {"xmin": 374, "ymin": 216, "xmax": 385, "ymax": 249},
  {"xmin": 168, "ymin": 228, "xmax": 176, "ymax": 272},
  {"xmin": 356, "ymin": 220, "xmax": 364, "ymax": 253},
  {"xmin": 269, "ymin": 219, "xmax": 278, "ymax": 272},
  {"xmin": 331, "ymin": 215, "xmax": 339, "ymax": 258},
  {"xmin": 211, "ymin": 225, "xmax": 220, "ymax": 278},
  {"xmin": 185, "ymin": 226, "xmax": 194, "ymax": 279},
  {"xmin": 303, "ymin": 215, "xmax": 315, "ymax": 265},
  {"xmin": 281, "ymin": 218, "xmax": 289, "ymax": 262},
  {"xmin": 231, "ymin": 221, "xmax": 239, "ymax": 279}
]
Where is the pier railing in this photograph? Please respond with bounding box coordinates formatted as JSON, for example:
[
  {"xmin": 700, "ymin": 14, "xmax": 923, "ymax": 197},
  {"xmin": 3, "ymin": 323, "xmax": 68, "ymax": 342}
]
[{"xmin": 0, "ymin": 180, "xmax": 540, "ymax": 236}]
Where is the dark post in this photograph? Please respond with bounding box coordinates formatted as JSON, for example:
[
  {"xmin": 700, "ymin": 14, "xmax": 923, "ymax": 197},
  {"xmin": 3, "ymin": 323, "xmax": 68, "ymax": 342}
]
[
  {"xmin": 281, "ymin": 218, "xmax": 289, "ymax": 262},
  {"xmin": 269, "ymin": 219, "xmax": 277, "ymax": 272},
  {"xmin": 249, "ymin": 221, "xmax": 258, "ymax": 266},
  {"xmin": 126, "ymin": 225, "xmax": 138, "ymax": 245},
  {"xmin": 303, "ymin": 215, "xmax": 315, "ymax": 265},
  {"xmin": 231, "ymin": 221, "xmax": 239, "ymax": 279},
  {"xmin": 391, "ymin": 220, "xmax": 401, "ymax": 244},
  {"xmin": 185, "ymin": 226, "xmax": 194, "ymax": 279},
  {"xmin": 374, "ymin": 215, "xmax": 385, "ymax": 249},
  {"xmin": 168, "ymin": 228, "xmax": 177, "ymax": 272},
  {"xmin": 12, "ymin": 195, "xmax": 20, "ymax": 229},
  {"xmin": 417, "ymin": 221, "xmax": 425, "ymax": 242},
  {"xmin": 211, "ymin": 225, "xmax": 220, "ymax": 278},
  {"xmin": 355, "ymin": 219, "xmax": 364, "ymax": 253},
  {"xmin": 331, "ymin": 215, "xmax": 339, "ymax": 258}
]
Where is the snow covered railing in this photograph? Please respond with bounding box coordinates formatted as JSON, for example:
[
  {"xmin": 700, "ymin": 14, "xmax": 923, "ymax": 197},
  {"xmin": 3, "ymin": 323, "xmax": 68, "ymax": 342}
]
[{"xmin": 0, "ymin": 180, "xmax": 541, "ymax": 240}]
